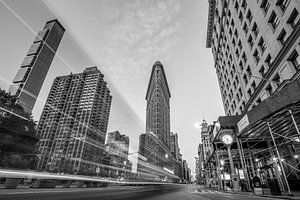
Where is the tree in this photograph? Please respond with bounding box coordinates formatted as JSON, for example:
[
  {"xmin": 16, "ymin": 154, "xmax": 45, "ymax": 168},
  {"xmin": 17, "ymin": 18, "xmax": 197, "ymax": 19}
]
[{"xmin": 0, "ymin": 89, "xmax": 39, "ymax": 169}]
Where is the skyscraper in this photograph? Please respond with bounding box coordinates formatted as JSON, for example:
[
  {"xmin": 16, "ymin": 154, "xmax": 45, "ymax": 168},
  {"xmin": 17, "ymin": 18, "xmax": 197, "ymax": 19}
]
[
  {"xmin": 206, "ymin": 0, "xmax": 300, "ymax": 116},
  {"xmin": 37, "ymin": 66, "xmax": 112, "ymax": 175},
  {"xmin": 9, "ymin": 19, "xmax": 65, "ymax": 113},
  {"xmin": 145, "ymin": 61, "xmax": 171, "ymax": 148},
  {"xmin": 138, "ymin": 61, "xmax": 173, "ymax": 176}
]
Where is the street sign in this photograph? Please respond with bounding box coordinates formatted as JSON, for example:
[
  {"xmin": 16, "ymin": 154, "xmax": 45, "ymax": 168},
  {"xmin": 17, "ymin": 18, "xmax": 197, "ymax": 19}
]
[{"xmin": 237, "ymin": 114, "xmax": 249, "ymax": 132}]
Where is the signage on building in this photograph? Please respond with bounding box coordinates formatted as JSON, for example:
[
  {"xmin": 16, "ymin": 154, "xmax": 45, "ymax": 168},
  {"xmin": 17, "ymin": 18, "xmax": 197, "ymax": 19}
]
[
  {"xmin": 237, "ymin": 114, "xmax": 249, "ymax": 132},
  {"xmin": 238, "ymin": 169, "xmax": 245, "ymax": 179}
]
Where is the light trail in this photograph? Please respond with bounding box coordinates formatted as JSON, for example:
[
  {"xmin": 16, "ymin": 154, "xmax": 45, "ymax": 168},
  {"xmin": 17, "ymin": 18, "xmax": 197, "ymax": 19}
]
[{"xmin": 0, "ymin": 169, "xmax": 178, "ymax": 185}]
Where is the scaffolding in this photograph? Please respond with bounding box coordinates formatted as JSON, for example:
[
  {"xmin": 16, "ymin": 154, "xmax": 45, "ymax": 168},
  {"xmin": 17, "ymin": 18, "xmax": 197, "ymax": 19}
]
[{"xmin": 204, "ymin": 78, "xmax": 300, "ymax": 194}]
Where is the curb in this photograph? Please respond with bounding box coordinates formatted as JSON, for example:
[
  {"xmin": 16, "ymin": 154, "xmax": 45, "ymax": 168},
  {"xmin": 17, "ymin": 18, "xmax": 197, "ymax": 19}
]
[
  {"xmin": 225, "ymin": 190, "xmax": 300, "ymax": 200},
  {"xmin": 203, "ymin": 187, "xmax": 300, "ymax": 200}
]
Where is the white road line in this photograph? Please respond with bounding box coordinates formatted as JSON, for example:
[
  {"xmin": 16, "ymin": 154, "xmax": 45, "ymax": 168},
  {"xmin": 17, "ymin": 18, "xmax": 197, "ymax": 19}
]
[{"xmin": 2, "ymin": 188, "xmax": 107, "ymax": 195}]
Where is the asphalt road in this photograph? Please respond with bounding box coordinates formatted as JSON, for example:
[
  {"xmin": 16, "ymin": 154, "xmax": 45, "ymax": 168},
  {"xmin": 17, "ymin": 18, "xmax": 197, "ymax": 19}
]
[{"xmin": 0, "ymin": 184, "xmax": 283, "ymax": 200}]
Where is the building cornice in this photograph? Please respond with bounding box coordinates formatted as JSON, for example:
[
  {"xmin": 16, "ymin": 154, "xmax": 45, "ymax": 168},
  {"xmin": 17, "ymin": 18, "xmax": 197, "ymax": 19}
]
[{"xmin": 206, "ymin": 0, "xmax": 216, "ymax": 48}]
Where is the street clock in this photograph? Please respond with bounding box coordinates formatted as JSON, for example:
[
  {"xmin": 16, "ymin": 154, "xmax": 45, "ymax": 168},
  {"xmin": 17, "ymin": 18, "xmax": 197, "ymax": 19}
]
[{"xmin": 220, "ymin": 130, "xmax": 234, "ymax": 146}]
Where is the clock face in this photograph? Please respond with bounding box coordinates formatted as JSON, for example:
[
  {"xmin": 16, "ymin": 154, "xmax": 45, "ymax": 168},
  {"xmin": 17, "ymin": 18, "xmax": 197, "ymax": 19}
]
[{"xmin": 222, "ymin": 134, "xmax": 233, "ymax": 145}]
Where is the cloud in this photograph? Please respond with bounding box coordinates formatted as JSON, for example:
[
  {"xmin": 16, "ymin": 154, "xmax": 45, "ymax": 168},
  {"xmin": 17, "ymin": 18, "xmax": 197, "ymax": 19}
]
[{"xmin": 98, "ymin": 0, "xmax": 182, "ymax": 86}]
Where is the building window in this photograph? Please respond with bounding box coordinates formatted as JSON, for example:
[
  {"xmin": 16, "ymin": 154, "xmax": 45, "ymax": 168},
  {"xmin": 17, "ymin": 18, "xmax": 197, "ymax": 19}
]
[
  {"xmin": 246, "ymin": 9, "xmax": 253, "ymax": 23},
  {"xmin": 258, "ymin": 37, "xmax": 267, "ymax": 54},
  {"xmin": 247, "ymin": 88, "xmax": 252, "ymax": 97},
  {"xmin": 252, "ymin": 22, "xmax": 259, "ymax": 38},
  {"xmin": 261, "ymin": 0, "xmax": 270, "ymax": 14},
  {"xmin": 269, "ymin": 11, "xmax": 280, "ymax": 30},
  {"xmin": 253, "ymin": 49, "xmax": 261, "ymax": 63},
  {"xmin": 239, "ymin": 61, "xmax": 244, "ymax": 71},
  {"xmin": 266, "ymin": 84, "xmax": 273, "ymax": 95},
  {"xmin": 235, "ymin": 1, "xmax": 239, "ymax": 13},
  {"xmin": 231, "ymin": 19, "xmax": 235, "ymax": 29},
  {"xmin": 259, "ymin": 65, "xmax": 266, "ymax": 77},
  {"xmin": 248, "ymin": 34, "xmax": 253, "ymax": 49},
  {"xmin": 265, "ymin": 54, "xmax": 273, "ymax": 67},
  {"xmin": 243, "ymin": 22, "xmax": 249, "ymax": 35},
  {"xmin": 243, "ymin": 74, "xmax": 248, "ymax": 85},
  {"xmin": 272, "ymin": 73, "xmax": 282, "ymax": 87},
  {"xmin": 238, "ymin": 11, "xmax": 244, "ymax": 24},
  {"xmin": 242, "ymin": 52, "xmax": 247, "ymax": 64},
  {"xmin": 238, "ymin": 40, "xmax": 243, "ymax": 50},
  {"xmin": 234, "ymin": 29, "xmax": 238, "ymax": 38},
  {"xmin": 277, "ymin": 28, "xmax": 287, "ymax": 45},
  {"xmin": 276, "ymin": 0, "xmax": 290, "ymax": 12},
  {"xmin": 287, "ymin": 8, "xmax": 299, "ymax": 28},
  {"xmin": 238, "ymin": 88, "xmax": 243, "ymax": 97},
  {"xmin": 251, "ymin": 81, "xmax": 256, "ymax": 90},
  {"xmin": 235, "ymin": 49, "xmax": 240, "ymax": 58},
  {"xmin": 241, "ymin": 0, "xmax": 247, "ymax": 11},
  {"xmin": 246, "ymin": 66, "xmax": 252, "ymax": 78},
  {"xmin": 289, "ymin": 50, "xmax": 300, "ymax": 69}
]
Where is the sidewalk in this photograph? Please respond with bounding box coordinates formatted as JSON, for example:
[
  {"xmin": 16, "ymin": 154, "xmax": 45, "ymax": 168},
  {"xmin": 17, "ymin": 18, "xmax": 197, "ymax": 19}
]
[{"xmin": 203, "ymin": 186, "xmax": 300, "ymax": 200}]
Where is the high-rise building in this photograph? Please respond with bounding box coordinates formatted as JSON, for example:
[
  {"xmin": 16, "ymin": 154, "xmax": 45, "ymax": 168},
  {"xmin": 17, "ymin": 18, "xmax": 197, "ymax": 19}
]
[
  {"xmin": 197, "ymin": 119, "xmax": 214, "ymax": 184},
  {"xmin": 144, "ymin": 61, "xmax": 172, "ymax": 165},
  {"xmin": 170, "ymin": 132, "xmax": 181, "ymax": 177},
  {"xmin": 170, "ymin": 132, "xmax": 179, "ymax": 161},
  {"xmin": 37, "ymin": 66, "xmax": 112, "ymax": 175},
  {"xmin": 106, "ymin": 131, "xmax": 131, "ymax": 178},
  {"xmin": 9, "ymin": 19, "xmax": 65, "ymax": 113},
  {"xmin": 201, "ymin": 120, "xmax": 213, "ymax": 161},
  {"xmin": 138, "ymin": 61, "xmax": 173, "ymax": 179},
  {"xmin": 206, "ymin": 0, "xmax": 300, "ymax": 116}
]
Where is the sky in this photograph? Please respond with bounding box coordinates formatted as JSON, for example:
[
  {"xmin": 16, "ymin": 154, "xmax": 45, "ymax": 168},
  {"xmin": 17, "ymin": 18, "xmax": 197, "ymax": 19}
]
[{"xmin": 0, "ymin": 0, "xmax": 224, "ymax": 175}]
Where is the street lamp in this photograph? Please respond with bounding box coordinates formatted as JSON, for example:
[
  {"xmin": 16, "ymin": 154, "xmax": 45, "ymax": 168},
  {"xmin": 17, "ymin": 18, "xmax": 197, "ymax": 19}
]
[{"xmin": 220, "ymin": 159, "xmax": 224, "ymax": 166}]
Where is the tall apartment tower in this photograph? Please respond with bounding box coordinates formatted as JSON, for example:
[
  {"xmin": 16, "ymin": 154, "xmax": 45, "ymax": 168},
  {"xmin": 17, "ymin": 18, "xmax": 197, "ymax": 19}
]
[
  {"xmin": 9, "ymin": 19, "xmax": 65, "ymax": 113},
  {"xmin": 37, "ymin": 66, "xmax": 112, "ymax": 175},
  {"xmin": 144, "ymin": 61, "xmax": 172, "ymax": 167},
  {"xmin": 206, "ymin": 0, "xmax": 300, "ymax": 115}
]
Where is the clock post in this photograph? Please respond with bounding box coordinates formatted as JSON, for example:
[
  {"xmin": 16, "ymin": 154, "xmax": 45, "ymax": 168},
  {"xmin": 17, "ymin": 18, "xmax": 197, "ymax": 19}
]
[{"xmin": 220, "ymin": 130, "xmax": 240, "ymax": 191}]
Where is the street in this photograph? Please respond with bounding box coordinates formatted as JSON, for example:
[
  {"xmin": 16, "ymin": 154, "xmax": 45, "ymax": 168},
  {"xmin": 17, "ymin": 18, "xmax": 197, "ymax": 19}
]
[{"xmin": 0, "ymin": 184, "xmax": 283, "ymax": 200}]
